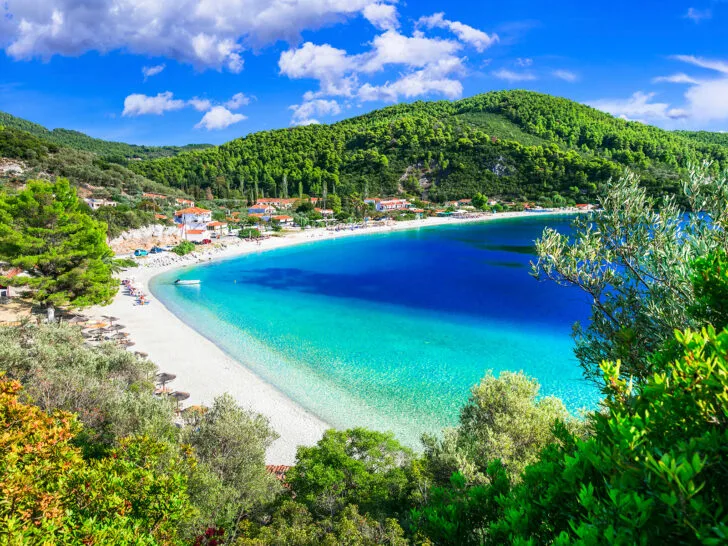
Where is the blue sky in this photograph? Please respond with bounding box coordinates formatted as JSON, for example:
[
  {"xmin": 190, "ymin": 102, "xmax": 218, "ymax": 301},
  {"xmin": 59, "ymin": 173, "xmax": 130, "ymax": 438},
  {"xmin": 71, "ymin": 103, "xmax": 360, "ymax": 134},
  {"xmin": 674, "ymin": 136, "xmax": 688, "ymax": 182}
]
[{"xmin": 1, "ymin": 0, "xmax": 726, "ymax": 146}]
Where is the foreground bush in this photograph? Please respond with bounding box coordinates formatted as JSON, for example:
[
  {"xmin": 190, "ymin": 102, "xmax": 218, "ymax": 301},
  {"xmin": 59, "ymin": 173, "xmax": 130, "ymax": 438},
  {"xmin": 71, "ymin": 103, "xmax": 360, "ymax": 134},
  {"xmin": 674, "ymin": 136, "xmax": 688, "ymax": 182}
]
[{"xmin": 0, "ymin": 378, "xmax": 195, "ymax": 544}]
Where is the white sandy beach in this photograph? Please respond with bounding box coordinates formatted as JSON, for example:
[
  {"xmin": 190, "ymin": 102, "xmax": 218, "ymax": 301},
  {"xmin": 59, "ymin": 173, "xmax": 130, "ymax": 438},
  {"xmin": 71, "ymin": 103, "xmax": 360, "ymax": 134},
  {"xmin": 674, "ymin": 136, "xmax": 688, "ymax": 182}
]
[{"xmin": 88, "ymin": 210, "xmax": 578, "ymax": 464}]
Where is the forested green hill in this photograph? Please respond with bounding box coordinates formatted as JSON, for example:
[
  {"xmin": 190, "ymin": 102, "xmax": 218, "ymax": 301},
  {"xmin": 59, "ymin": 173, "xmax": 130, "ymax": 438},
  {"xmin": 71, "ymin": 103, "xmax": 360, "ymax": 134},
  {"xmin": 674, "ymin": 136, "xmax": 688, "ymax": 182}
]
[
  {"xmin": 2, "ymin": 91, "xmax": 727, "ymax": 205},
  {"xmin": 0, "ymin": 124, "xmax": 182, "ymax": 197},
  {"xmin": 0, "ymin": 111, "xmax": 212, "ymax": 160},
  {"xmin": 129, "ymin": 90, "xmax": 728, "ymax": 203}
]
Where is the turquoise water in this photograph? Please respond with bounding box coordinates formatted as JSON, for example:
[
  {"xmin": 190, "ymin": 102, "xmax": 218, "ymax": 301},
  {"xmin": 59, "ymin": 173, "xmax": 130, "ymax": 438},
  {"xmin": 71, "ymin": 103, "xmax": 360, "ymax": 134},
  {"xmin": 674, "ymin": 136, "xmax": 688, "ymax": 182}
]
[{"xmin": 151, "ymin": 216, "xmax": 599, "ymax": 448}]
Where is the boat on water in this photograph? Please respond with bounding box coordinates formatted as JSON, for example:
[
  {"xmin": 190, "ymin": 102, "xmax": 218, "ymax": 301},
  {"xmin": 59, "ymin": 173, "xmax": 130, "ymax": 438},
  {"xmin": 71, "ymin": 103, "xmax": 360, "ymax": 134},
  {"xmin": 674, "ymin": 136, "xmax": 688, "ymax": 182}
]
[{"xmin": 174, "ymin": 279, "xmax": 201, "ymax": 286}]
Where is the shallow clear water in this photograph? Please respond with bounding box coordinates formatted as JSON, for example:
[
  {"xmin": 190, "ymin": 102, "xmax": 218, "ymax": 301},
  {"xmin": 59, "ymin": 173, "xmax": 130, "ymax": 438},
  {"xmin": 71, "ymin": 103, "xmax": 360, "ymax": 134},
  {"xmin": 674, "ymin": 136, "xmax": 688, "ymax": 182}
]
[{"xmin": 151, "ymin": 216, "xmax": 599, "ymax": 448}]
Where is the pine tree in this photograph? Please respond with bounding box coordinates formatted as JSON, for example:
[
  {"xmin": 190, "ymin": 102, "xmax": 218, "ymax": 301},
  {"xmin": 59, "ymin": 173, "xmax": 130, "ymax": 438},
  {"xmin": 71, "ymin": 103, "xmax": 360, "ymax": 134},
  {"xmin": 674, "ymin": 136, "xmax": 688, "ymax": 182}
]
[{"xmin": 0, "ymin": 178, "xmax": 117, "ymax": 318}]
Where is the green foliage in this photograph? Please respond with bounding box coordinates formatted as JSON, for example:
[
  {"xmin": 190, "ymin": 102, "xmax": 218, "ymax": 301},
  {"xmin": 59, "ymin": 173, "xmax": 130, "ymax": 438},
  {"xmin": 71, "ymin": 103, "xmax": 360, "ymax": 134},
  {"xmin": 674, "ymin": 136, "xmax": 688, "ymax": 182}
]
[
  {"xmin": 0, "ymin": 323, "xmax": 177, "ymax": 453},
  {"xmin": 491, "ymin": 326, "xmax": 728, "ymax": 545},
  {"xmin": 690, "ymin": 250, "xmax": 728, "ymax": 332},
  {"xmin": 172, "ymin": 240, "xmax": 196, "ymax": 256},
  {"xmin": 410, "ymin": 466, "xmax": 510, "ymax": 546},
  {"xmin": 287, "ymin": 428, "xmax": 416, "ymax": 521},
  {"xmin": 93, "ymin": 204, "xmax": 158, "ymax": 239},
  {"xmin": 238, "ymin": 501, "xmax": 409, "ymax": 546},
  {"xmin": 0, "ymin": 378, "xmax": 195, "ymax": 545},
  {"xmin": 422, "ymin": 371, "xmax": 583, "ymax": 484},
  {"xmin": 0, "ymin": 178, "xmax": 118, "ymax": 310},
  {"xmin": 676, "ymin": 130, "xmax": 728, "ymax": 148},
  {"xmin": 533, "ymin": 164, "xmax": 728, "ymax": 382},
  {"xmin": 239, "ymin": 227, "xmax": 261, "ymax": 238},
  {"xmin": 182, "ymin": 394, "xmax": 280, "ymax": 542}
]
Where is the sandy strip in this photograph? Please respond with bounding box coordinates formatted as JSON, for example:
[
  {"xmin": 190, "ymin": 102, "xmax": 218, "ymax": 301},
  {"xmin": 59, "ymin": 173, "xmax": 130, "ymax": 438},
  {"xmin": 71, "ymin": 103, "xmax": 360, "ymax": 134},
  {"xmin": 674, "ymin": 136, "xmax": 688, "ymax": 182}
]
[{"xmin": 88, "ymin": 210, "xmax": 579, "ymax": 464}]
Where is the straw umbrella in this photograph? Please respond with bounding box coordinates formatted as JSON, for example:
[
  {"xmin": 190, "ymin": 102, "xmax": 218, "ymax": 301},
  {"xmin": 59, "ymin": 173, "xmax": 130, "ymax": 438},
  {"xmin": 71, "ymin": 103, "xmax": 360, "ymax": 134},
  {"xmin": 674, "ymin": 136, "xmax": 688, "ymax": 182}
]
[
  {"xmin": 169, "ymin": 391, "xmax": 190, "ymax": 412},
  {"xmin": 102, "ymin": 315, "xmax": 120, "ymax": 325},
  {"xmin": 134, "ymin": 351, "xmax": 149, "ymax": 358},
  {"xmin": 156, "ymin": 372, "xmax": 176, "ymax": 390}
]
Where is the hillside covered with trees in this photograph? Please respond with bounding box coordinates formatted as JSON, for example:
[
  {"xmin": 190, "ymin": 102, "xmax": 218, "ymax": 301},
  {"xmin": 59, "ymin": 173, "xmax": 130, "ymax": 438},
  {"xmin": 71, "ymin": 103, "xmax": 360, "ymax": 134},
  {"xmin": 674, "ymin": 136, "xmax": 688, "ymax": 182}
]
[
  {"xmin": 129, "ymin": 90, "xmax": 728, "ymax": 204},
  {"xmin": 0, "ymin": 111, "xmax": 212, "ymax": 160}
]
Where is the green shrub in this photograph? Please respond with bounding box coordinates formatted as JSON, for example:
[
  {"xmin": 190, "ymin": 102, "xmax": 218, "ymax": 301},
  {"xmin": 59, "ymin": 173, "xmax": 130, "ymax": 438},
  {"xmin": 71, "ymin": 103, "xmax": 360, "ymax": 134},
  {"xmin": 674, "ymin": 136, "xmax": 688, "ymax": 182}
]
[
  {"xmin": 172, "ymin": 240, "xmax": 196, "ymax": 255},
  {"xmin": 239, "ymin": 228, "xmax": 261, "ymax": 238}
]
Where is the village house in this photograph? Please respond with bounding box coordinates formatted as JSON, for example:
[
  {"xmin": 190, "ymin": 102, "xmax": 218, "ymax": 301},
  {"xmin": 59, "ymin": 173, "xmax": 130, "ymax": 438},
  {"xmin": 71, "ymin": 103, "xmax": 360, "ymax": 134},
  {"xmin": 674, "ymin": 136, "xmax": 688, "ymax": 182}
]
[
  {"xmin": 366, "ymin": 198, "xmax": 411, "ymax": 212},
  {"xmin": 206, "ymin": 220, "xmax": 228, "ymax": 238},
  {"xmin": 175, "ymin": 198, "xmax": 195, "ymax": 207},
  {"xmin": 174, "ymin": 206, "xmax": 213, "ymax": 241},
  {"xmin": 248, "ymin": 205, "xmax": 276, "ymax": 215},
  {"xmin": 272, "ymin": 215, "xmax": 294, "ymax": 225},
  {"xmin": 315, "ymin": 208, "xmax": 335, "ymax": 217},
  {"xmin": 84, "ymin": 198, "xmax": 117, "ymax": 210}
]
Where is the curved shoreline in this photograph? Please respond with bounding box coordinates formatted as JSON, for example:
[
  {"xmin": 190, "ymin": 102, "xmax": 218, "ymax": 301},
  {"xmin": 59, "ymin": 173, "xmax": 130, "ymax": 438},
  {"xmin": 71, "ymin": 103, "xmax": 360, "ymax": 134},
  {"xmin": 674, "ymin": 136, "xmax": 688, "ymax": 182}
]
[{"xmin": 90, "ymin": 211, "xmax": 581, "ymax": 464}]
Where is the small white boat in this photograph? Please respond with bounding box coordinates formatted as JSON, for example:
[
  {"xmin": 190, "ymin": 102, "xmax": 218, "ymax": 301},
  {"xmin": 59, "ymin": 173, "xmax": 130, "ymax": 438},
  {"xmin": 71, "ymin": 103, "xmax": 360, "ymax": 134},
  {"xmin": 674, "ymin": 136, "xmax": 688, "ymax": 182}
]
[{"xmin": 174, "ymin": 279, "xmax": 201, "ymax": 286}]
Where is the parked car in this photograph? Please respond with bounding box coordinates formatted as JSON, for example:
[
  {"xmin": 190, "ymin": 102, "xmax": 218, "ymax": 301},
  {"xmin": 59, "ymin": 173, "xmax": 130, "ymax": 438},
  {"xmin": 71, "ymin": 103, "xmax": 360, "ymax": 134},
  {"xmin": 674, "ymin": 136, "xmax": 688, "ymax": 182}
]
[
  {"xmin": 133, "ymin": 249, "xmax": 148, "ymax": 257},
  {"xmin": 201, "ymin": 238, "xmax": 212, "ymax": 245},
  {"xmin": 150, "ymin": 246, "xmax": 165, "ymax": 254}
]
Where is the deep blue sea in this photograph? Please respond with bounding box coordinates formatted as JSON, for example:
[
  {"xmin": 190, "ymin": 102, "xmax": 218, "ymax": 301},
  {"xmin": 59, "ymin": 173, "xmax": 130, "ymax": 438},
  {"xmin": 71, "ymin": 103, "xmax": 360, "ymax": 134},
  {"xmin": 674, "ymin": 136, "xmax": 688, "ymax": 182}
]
[{"xmin": 151, "ymin": 215, "xmax": 599, "ymax": 448}]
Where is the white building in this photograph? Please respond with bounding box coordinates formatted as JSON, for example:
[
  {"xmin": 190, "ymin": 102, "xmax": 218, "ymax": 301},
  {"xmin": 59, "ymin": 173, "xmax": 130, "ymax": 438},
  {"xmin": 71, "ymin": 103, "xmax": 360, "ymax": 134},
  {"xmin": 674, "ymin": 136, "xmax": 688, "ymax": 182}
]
[
  {"xmin": 174, "ymin": 207, "xmax": 213, "ymax": 241},
  {"xmin": 248, "ymin": 205, "xmax": 276, "ymax": 215},
  {"xmin": 85, "ymin": 198, "xmax": 117, "ymax": 210},
  {"xmin": 376, "ymin": 199, "xmax": 411, "ymax": 212}
]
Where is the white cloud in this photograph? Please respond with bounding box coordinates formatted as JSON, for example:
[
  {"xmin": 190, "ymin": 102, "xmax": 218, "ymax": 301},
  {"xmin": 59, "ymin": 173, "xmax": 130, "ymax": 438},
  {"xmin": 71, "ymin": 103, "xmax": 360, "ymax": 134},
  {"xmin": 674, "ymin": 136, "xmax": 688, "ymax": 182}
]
[
  {"xmin": 359, "ymin": 57, "xmax": 464, "ymax": 102},
  {"xmin": 552, "ymin": 69, "xmax": 578, "ymax": 82},
  {"xmin": 361, "ymin": 30, "xmax": 463, "ymax": 73},
  {"xmin": 684, "ymin": 7, "xmax": 712, "ymax": 23},
  {"xmin": 188, "ymin": 97, "xmax": 213, "ymax": 111},
  {"xmin": 225, "ymin": 92, "xmax": 251, "ymax": 110},
  {"xmin": 671, "ymin": 55, "xmax": 728, "ymax": 75},
  {"xmin": 683, "ymin": 78, "xmax": 728, "ymax": 122},
  {"xmin": 279, "ymin": 42, "xmax": 358, "ymax": 97},
  {"xmin": 596, "ymin": 55, "xmax": 728, "ymax": 127},
  {"xmin": 417, "ymin": 12, "xmax": 498, "ymax": 52},
  {"xmin": 142, "ymin": 64, "xmax": 165, "ymax": 80},
  {"xmin": 515, "ymin": 57, "xmax": 532, "ymax": 67},
  {"xmin": 195, "ymin": 106, "xmax": 246, "ymax": 130},
  {"xmin": 588, "ymin": 92, "xmax": 687, "ymax": 121},
  {"xmin": 652, "ymin": 73, "xmax": 702, "ymax": 84},
  {"xmin": 492, "ymin": 69, "xmax": 537, "ymax": 82},
  {"xmin": 279, "ymin": 29, "xmax": 467, "ymax": 102},
  {"xmin": 122, "ymin": 92, "xmax": 186, "ymax": 116},
  {"xmin": 1, "ymin": 0, "xmax": 389, "ymax": 71},
  {"xmin": 289, "ymin": 99, "xmax": 341, "ymax": 126},
  {"xmin": 362, "ymin": 3, "xmax": 399, "ymax": 31}
]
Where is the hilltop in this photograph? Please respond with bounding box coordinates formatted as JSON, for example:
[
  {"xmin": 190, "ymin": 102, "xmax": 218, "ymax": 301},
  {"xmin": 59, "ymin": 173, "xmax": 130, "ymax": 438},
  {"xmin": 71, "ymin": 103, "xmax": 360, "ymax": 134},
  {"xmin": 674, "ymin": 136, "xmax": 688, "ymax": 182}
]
[
  {"xmin": 130, "ymin": 90, "xmax": 728, "ymax": 203},
  {"xmin": 2, "ymin": 91, "xmax": 727, "ymax": 207}
]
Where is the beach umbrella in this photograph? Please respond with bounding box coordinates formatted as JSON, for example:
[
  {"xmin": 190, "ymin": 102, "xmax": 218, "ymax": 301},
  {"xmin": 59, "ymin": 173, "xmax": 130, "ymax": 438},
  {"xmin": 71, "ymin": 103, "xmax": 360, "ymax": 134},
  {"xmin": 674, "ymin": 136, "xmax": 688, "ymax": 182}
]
[
  {"xmin": 169, "ymin": 391, "xmax": 191, "ymax": 412},
  {"xmin": 156, "ymin": 373, "xmax": 176, "ymax": 389},
  {"xmin": 102, "ymin": 315, "xmax": 120, "ymax": 324},
  {"xmin": 134, "ymin": 351, "xmax": 149, "ymax": 358},
  {"xmin": 121, "ymin": 341, "xmax": 136, "ymax": 348},
  {"xmin": 109, "ymin": 333, "xmax": 128, "ymax": 340},
  {"xmin": 110, "ymin": 324, "xmax": 126, "ymax": 331}
]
